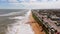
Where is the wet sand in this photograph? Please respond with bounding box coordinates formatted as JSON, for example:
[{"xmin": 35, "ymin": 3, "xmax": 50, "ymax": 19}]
[{"xmin": 29, "ymin": 13, "xmax": 45, "ymax": 34}]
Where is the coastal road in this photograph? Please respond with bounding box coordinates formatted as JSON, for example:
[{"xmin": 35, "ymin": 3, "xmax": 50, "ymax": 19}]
[{"xmin": 29, "ymin": 13, "xmax": 45, "ymax": 34}]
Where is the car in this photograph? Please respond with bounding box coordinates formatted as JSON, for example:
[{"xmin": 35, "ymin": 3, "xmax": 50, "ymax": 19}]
[{"xmin": 55, "ymin": 22, "xmax": 60, "ymax": 26}]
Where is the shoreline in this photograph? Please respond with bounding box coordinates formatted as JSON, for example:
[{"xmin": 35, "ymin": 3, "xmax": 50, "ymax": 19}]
[{"xmin": 29, "ymin": 12, "xmax": 45, "ymax": 34}]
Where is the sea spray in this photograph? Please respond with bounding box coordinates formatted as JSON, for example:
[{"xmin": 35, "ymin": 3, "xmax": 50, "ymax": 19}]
[{"xmin": 6, "ymin": 10, "xmax": 34, "ymax": 34}]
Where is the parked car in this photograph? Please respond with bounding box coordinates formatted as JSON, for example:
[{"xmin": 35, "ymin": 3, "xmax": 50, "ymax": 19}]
[{"xmin": 55, "ymin": 22, "xmax": 60, "ymax": 26}]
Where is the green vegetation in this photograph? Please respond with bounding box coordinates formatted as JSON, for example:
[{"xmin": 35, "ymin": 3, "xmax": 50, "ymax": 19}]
[{"xmin": 32, "ymin": 13, "xmax": 49, "ymax": 34}]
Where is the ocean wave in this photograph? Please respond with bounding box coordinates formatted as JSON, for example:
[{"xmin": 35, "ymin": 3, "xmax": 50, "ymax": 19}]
[{"xmin": 0, "ymin": 12, "xmax": 22, "ymax": 16}]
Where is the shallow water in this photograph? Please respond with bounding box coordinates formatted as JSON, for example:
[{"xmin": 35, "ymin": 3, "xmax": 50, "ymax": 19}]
[{"xmin": 0, "ymin": 9, "xmax": 34, "ymax": 34}]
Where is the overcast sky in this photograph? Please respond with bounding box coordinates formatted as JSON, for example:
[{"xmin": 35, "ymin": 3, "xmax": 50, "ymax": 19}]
[{"xmin": 0, "ymin": 0, "xmax": 60, "ymax": 9}]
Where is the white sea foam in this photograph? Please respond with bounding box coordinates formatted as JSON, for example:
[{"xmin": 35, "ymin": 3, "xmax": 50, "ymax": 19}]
[
  {"xmin": 0, "ymin": 12, "xmax": 21, "ymax": 16},
  {"xmin": 6, "ymin": 10, "xmax": 34, "ymax": 34}
]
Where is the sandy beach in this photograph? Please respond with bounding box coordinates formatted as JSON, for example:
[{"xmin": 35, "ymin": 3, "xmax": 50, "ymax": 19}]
[{"xmin": 29, "ymin": 12, "xmax": 46, "ymax": 34}]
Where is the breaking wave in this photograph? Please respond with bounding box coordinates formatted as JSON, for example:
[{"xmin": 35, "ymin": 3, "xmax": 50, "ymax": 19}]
[{"xmin": 5, "ymin": 10, "xmax": 34, "ymax": 34}]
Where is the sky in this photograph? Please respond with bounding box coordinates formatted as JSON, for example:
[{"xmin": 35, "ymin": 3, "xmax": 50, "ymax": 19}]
[{"xmin": 0, "ymin": 0, "xmax": 60, "ymax": 9}]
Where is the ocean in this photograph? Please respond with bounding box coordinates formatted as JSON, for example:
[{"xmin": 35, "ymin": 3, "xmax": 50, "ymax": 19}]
[{"xmin": 0, "ymin": 9, "xmax": 34, "ymax": 34}]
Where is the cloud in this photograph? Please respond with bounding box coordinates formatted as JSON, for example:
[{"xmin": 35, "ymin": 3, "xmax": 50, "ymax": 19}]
[
  {"xmin": 8, "ymin": 0, "xmax": 18, "ymax": 3},
  {"xmin": 0, "ymin": 0, "xmax": 60, "ymax": 9},
  {"xmin": 30, "ymin": 1, "xmax": 60, "ymax": 9}
]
